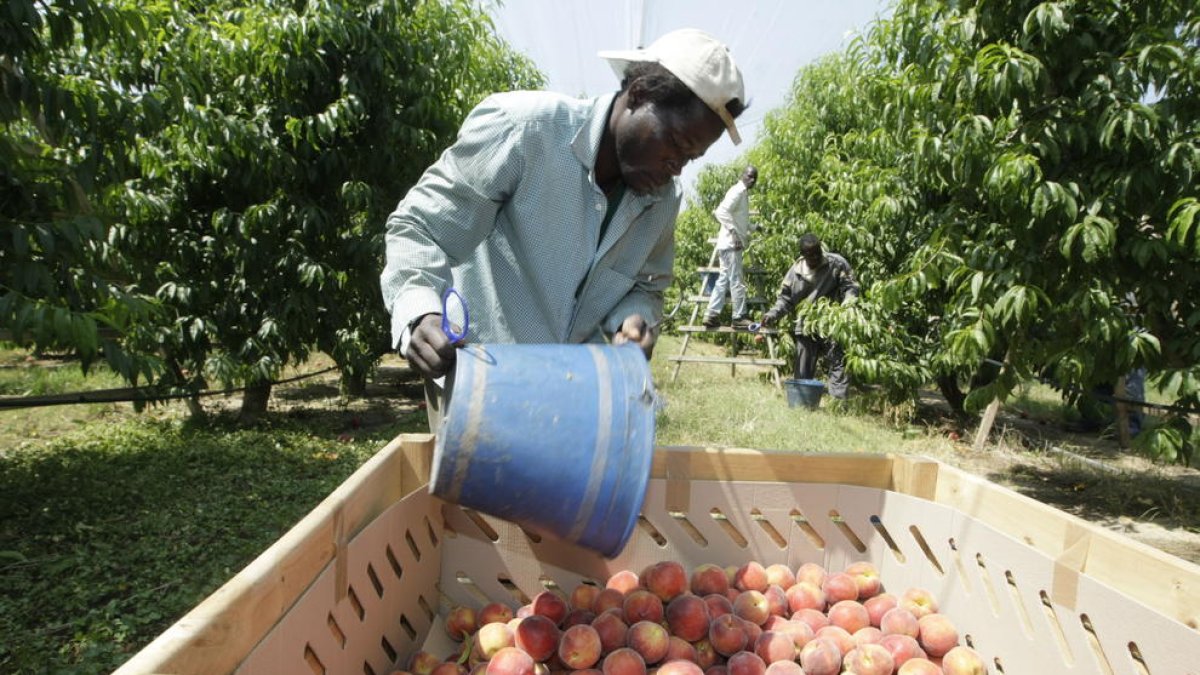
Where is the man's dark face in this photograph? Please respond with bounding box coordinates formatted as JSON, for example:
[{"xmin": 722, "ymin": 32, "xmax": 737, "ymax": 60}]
[
  {"xmin": 742, "ymin": 167, "xmax": 758, "ymax": 189},
  {"xmin": 614, "ymin": 96, "xmax": 726, "ymax": 195},
  {"xmin": 801, "ymin": 245, "xmax": 824, "ymax": 269}
]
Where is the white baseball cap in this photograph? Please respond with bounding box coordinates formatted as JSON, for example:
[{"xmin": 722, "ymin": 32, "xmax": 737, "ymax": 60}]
[{"xmin": 599, "ymin": 28, "xmax": 746, "ymax": 145}]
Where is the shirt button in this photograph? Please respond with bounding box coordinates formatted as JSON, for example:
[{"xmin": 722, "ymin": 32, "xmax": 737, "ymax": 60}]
[{"xmin": 595, "ymin": 202, "xmax": 603, "ymax": 211}]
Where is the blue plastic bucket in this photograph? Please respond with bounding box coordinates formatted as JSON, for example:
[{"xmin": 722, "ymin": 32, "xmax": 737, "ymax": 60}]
[
  {"xmin": 430, "ymin": 343, "xmax": 657, "ymax": 558},
  {"xmin": 784, "ymin": 378, "xmax": 825, "ymax": 409}
]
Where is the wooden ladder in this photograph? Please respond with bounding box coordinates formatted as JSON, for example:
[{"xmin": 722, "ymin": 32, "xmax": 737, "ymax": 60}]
[{"xmin": 667, "ymin": 240, "xmax": 785, "ymax": 388}]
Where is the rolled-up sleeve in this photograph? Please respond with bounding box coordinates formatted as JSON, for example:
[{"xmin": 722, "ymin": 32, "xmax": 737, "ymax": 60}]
[{"xmin": 380, "ymin": 97, "xmax": 523, "ymax": 347}]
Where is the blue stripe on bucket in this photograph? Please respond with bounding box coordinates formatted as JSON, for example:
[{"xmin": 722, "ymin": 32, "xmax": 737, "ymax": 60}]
[{"xmin": 568, "ymin": 345, "xmax": 613, "ymax": 542}]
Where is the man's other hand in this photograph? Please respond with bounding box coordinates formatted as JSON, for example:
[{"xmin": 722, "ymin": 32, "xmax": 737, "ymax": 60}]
[{"xmin": 613, "ymin": 314, "xmax": 658, "ymax": 360}]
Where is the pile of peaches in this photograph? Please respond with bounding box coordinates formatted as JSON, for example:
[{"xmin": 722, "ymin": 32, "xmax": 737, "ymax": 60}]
[{"xmin": 394, "ymin": 560, "xmax": 988, "ymax": 675}]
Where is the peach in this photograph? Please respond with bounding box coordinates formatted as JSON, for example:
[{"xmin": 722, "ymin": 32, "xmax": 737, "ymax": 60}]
[
  {"xmin": 821, "ymin": 573, "xmax": 858, "ymax": 605},
  {"xmin": 764, "ymin": 563, "xmax": 796, "ymax": 589},
  {"xmin": 665, "ymin": 593, "xmax": 711, "ymax": 642},
  {"xmin": 469, "ymin": 665, "xmax": 487, "ymax": 675},
  {"xmin": 558, "ymin": 624, "xmax": 602, "ymax": 670},
  {"xmin": 790, "ymin": 607, "xmax": 829, "ymax": 633},
  {"xmin": 763, "ymin": 584, "xmax": 788, "ymax": 618},
  {"xmin": 815, "ymin": 625, "xmax": 854, "ymax": 656},
  {"xmin": 753, "ymin": 630, "xmax": 796, "ymax": 664},
  {"xmin": 771, "ymin": 618, "xmax": 814, "ymax": 651},
  {"xmin": 863, "ymin": 592, "xmax": 898, "ymax": 627},
  {"xmin": 844, "ymin": 561, "xmax": 882, "ymax": 599},
  {"xmin": 785, "ymin": 581, "xmax": 825, "ymax": 613},
  {"xmin": 446, "ymin": 605, "xmax": 477, "ymax": 641},
  {"xmin": 705, "ymin": 666, "xmax": 728, "ymax": 675},
  {"xmin": 739, "ymin": 614, "xmax": 763, "ymax": 646},
  {"xmin": 514, "ymin": 614, "xmax": 560, "ymax": 662},
  {"xmin": 643, "ymin": 561, "xmax": 689, "ymax": 602},
  {"xmin": 692, "ymin": 638, "xmax": 719, "ymax": 670},
  {"xmin": 515, "ymin": 604, "xmax": 533, "ymax": 619},
  {"xmin": 564, "ymin": 608, "xmax": 598, "ymax": 627},
  {"xmin": 732, "ymin": 590, "xmax": 770, "ymax": 625},
  {"xmin": 627, "ymin": 620, "xmax": 670, "ymax": 665},
  {"xmin": 853, "ymin": 626, "xmax": 884, "ymax": 646},
  {"xmin": 474, "ymin": 622, "xmax": 516, "ymax": 660},
  {"xmin": 572, "ymin": 584, "xmax": 602, "ymax": 612},
  {"xmin": 531, "ymin": 591, "xmax": 568, "ymax": 626},
  {"xmin": 607, "ymin": 570, "xmax": 642, "ymax": 594},
  {"xmin": 827, "ymin": 600, "xmax": 870, "ymax": 635},
  {"xmin": 486, "ymin": 647, "xmax": 535, "ymax": 675},
  {"xmin": 940, "ymin": 645, "xmax": 986, "ymax": 675},
  {"xmin": 482, "ymin": 602, "xmax": 516, "ymax": 626},
  {"xmin": 880, "ymin": 634, "xmax": 926, "ymax": 668},
  {"xmin": 591, "ymin": 609, "xmax": 629, "ymax": 655},
  {"xmin": 917, "ymin": 613, "xmax": 959, "ymax": 658},
  {"xmin": 842, "ymin": 643, "xmax": 895, "ymax": 675},
  {"xmin": 623, "ymin": 589, "xmax": 664, "ymax": 625},
  {"xmin": 899, "ymin": 588, "xmax": 938, "ymax": 619},
  {"xmin": 691, "ymin": 564, "xmax": 730, "ymax": 597},
  {"xmin": 665, "ymin": 635, "xmax": 698, "ymax": 663},
  {"xmin": 733, "ymin": 561, "xmax": 770, "ymax": 592},
  {"xmin": 897, "ymin": 657, "xmax": 944, "ymax": 675},
  {"xmin": 595, "ymin": 588, "xmax": 627, "ymax": 614},
  {"xmin": 726, "ymin": 650, "xmax": 767, "ymax": 675},
  {"xmin": 798, "ymin": 636, "xmax": 843, "ymax": 675},
  {"xmin": 795, "ymin": 562, "xmax": 827, "ymax": 588},
  {"xmin": 763, "ymin": 662, "xmax": 804, "ymax": 675},
  {"xmin": 407, "ymin": 650, "xmax": 442, "ymax": 675},
  {"xmin": 602, "ymin": 647, "xmax": 647, "ymax": 675},
  {"xmin": 880, "ymin": 607, "xmax": 920, "ymax": 638},
  {"xmin": 657, "ymin": 660, "xmax": 705, "ymax": 675},
  {"xmin": 707, "ymin": 613, "xmax": 749, "ymax": 657},
  {"xmin": 702, "ymin": 593, "xmax": 733, "ymax": 619}
]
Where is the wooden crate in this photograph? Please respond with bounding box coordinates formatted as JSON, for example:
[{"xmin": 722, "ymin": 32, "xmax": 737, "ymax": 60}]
[{"xmin": 115, "ymin": 434, "xmax": 1200, "ymax": 674}]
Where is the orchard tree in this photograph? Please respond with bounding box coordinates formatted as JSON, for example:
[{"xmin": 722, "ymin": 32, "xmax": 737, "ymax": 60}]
[
  {"xmin": 684, "ymin": 0, "xmax": 1200, "ymax": 461},
  {"xmin": 1, "ymin": 0, "xmax": 161, "ymax": 380},
  {"xmin": 101, "ymin": 0, "xmax": 542, "ymax": 418}
]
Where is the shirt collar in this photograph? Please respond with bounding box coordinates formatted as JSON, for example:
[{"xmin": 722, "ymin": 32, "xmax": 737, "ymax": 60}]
[{"xmin": 572, "ymin": 93, "xmax": 670, "ymax": 204}]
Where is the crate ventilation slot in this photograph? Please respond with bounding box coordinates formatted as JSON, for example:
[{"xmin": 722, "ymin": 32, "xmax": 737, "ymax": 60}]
[
  {"xmin": 1039, "ymin": 590, "xmax": 1074, "ymax": 666},
  {"xmin": 381, "ymin": 635, "xmax": 397, "ymax": 664},
  {"xmin": 908, "ymin": 525, "xmax": 943, "ymax": 575},
  {"xmin": 425, "ymin": 515, "xmax": 439, "ymax": 548},
  {"xmin": 992, "ymin": 655, "xmax": 1005, "ymax": 673},
  {"xmin": 461, "ymin": 508, "xmax": 500, "ymax": 542},
  {"xmin": 327, "ymin": 612, "xmax": 346, "ymax": 647},
  {"xmin": 405, "ymin": 529, "xmax": 423, "ymax": 560},
  {"xmin": 304, "ymin": 644, "xmax": 325, "ymax": 674},
  {"xmin": 750, "ymin": 508, "xmax": 787, "ymax": 548},
  {"xmin": 869, "ymin": 516, "xmax": 904, "ymax": 562},
  {"xmin": 972, "ymin": 553, "xmax": 1000, "ymax": 616},
  {"xmin": 637, "ymin": 514, "xmax": 668, "ymax": 546},
  {"xmin": 827, "ymin": 509, "xmax": 866, "ymax": 553},
  {"xmin": 399, "ymin": 614, "xmax": 416, "ymax": 640},
  {"xmin": 386, "ymin": 544, "xmax": 404, "ymax": 581},
  {"xmin": 418, "ymin": 594, "xmax": 436, "ymax": 622},
  {"xmin": 368, "ymin": 563, "xmax": 384, "ymax": 599},
  {"xmin": 1128, "ymin": 641, "xmax": 1150, "ymax": 675},
  {"xmin": 520, "ymin": 525, "xmax": 542, "ymax": 544},
  {"xmin": 363, "ymin": 661, "xmax": 377, "ymax": 675},
  {"xmin": 947, "ymin": 538, "xmax": 971, "ymax": 593},
  {"xmin": 498, "ymin": 574, "xmax": 530, "ymax": 605},
  {"xmin": 1080, "ymin": 613, "xmax": 1116, "ymax": 675},
  {"xmin": 455, "ymin": 572, "xmax": 492, "ymax": 606},
  {"xmin": 348, "ymin": 585, "xmax": 365, "ymax": 621},
  {"xmin": 669, "ymin": 511, "xmax": 709, "ymax": 547},
  {"xmin": 1003, "ymin": 570, "xmax": 1033, "ymax": 637},
  {"xmin": 789, "ymin": 509, "xmax": 825, "ymax": 550},
  {"xmin": 708, "ymin": 508, "xmax": 748, "ymax": 547}
]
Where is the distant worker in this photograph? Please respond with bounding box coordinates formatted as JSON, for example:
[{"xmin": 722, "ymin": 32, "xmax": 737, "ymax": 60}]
[
  {"xmin": 760, "ymin": 233, "xmax": 859, "ymax": 399},
  {"xmin": 703, "ymin": 165, "xmax": 759, "ymax": 329}
]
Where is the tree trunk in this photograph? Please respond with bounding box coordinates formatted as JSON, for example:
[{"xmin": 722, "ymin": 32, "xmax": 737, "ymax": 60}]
[
  {"xmin": 341, "ymin": 369, "xmax": 368, "ymax": 398},
  {"xmin": 936, "ymin": 375, "xmax": 967, "ymax": 416},
  {"xmin": 239, "ymin": 381, "xmax": 272, "ymax": 424}
]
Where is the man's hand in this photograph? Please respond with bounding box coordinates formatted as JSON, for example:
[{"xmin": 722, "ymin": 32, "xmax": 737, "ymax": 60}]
[
  {"xmin": 613, "ymin": 314, "xmax": 658, "ymax": 360},
  {"xmin": 760, "ymin": 313, "xmax": 777, "ymax": 328},
  {"xmin": 406, "ymin": 313, "xmax": 459, "ymax": 378}
]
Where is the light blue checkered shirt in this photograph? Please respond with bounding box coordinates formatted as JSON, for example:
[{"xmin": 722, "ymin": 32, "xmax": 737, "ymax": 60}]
[{"xmin": 381, "ymin": 91, "xmax": 680, "ymax": 352}]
